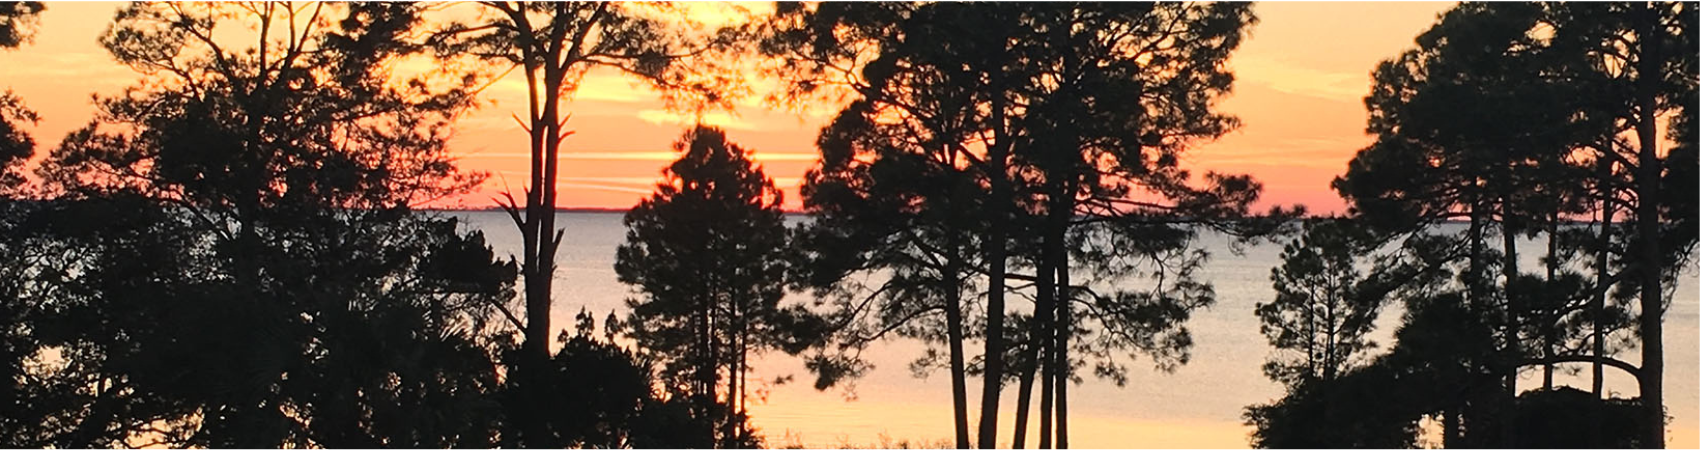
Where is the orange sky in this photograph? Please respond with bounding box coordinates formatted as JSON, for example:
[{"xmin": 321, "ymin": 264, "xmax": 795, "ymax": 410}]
[{"xmin": 0, "ymin": 2, "xmax": 1460, "ymax": 214}]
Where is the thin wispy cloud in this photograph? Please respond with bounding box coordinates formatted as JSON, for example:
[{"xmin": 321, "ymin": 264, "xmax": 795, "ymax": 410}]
[{"xmin": 463, "ymin": 151, "xmax": 818, "ymax": 162}]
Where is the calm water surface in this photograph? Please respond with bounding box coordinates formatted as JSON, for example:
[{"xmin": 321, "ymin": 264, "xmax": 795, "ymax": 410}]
[{"xmin": 452, "ymin": 211, "xmax": 1700, "ymax": 448}]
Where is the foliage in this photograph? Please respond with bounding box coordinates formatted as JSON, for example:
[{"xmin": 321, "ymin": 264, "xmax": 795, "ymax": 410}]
[
  {"xmin": 10, "ymin": 3, "xmax": 516, "ymax": 447},
  {"xmin": 0, "ymin": 1, "xmax": 42, "ymax": 191},
  {"xmin": 617, "ymin": 126, "xmax": 822, "ymax": 447},
  {"xmin": 1244, "ymin": 358, "xmax": 1421, "ymax": 449},
  {"xmin": 1513, "ymin": 387, "xmax": 1649, "ymax": 449},
  {"xmin": 1255, "ymin": 218, "xmax": 1384, "ymax": 387},
  {"xmin": 0, "ymin": 1, "xmax": 43, "ymax": 49},
  {"xmin": 429, "ymin": 8, "xmax": 752, "ymax": 443}
]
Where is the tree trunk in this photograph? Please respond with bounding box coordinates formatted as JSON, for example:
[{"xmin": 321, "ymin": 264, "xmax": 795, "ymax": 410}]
[
  {"xmin": 1592, "ymin": 172, "xmax": 1614, "ymax": 448},
  {"xmin": 1012, "ymin": 228, "xmax": 1059, "ymax": 449},
  {"xmin": 1469, "ymin": 204, "xmax": 1488, "ymax": 310},
  {"xmin": 1031, "ymin": 244, "xmax": 1058, "ymax": 449},
  {"xmin": 1039, "ymin": 343, "xmax": 1054, "ymax": 450},
  {"xmin": 1544, "ymin": 215, "xmax": 1557, "ymax": 391},
  {"xmin": 1594, "ymin": 160, "xmax": 1614, "ymax": 399},
  {"xmin": 977, "ymin": 72, "xmax": 1012, "ymax": 450},
  {"xmin": 1052, "ymin": 198, "xmax": 1073, "ymax": 450},
  {"xmin": 1451, "ymin": 205, "xmax": 1484, "ymax": 449},
  {"xmin": 726, "ymin": 291, "xmax": 743, "ymax": 446},
  {"xmin": 514, "ymin": 33, "xmax": 556, "ymax": 447},
  {"xmin": 1501, "ymin": 213, "xmax": 1520, "ymax": 449},
  {"xmin": 1633, "ymin": 4, "xmax": 1666, "ymax": 447},
  {"xmin": 698, "ymin": 289, "xmax": 718, "ymax": 447},
  {"xmin": 1011, "ymin": 341, "xmax": 1038, "ymax": 449},
  {"xmin": 946, "ymin": 253, "xmax": 972, "ymax": 449}
]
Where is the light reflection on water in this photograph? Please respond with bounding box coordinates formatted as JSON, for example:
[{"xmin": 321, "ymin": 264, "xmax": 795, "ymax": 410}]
[{"xmin": 452, "ymin": 211, "xmax": 1700, "ymax": 448}]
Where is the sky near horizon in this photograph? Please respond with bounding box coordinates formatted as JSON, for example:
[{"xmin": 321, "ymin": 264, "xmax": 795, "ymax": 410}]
[{"xmin": 0, "ymin": 1, "xmax": 1461, "ymax": 214}]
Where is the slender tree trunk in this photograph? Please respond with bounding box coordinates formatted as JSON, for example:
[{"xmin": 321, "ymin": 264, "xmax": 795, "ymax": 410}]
[
  {"xmin": 1469, "ymin": 202, "xmax": 1488, "ymax": 310},
  {"xmin": 1030, "ymin": 245, "xmax": 1058, "ymax": 450},
  {"xmin": 1633, "ymin": 4, "xmax": 1667, "ymax": 447},
  {"xmin": 1594, "ymin": 173, "xmax": 1614, "ymax": 398},
  {"xmin": 946, "ymin": 253, "xmax": 972, "ymax": 449},
  {"xmin": 1039, "ymin": 336, "xmax": 1054, "ymax": 450},
  {"xmin": 1544, "ymin": 215, "xmax": 1557, "ymax": 391},
  {"xmin": 1011, "ymin": 341, "xmax": 1038, "ymax": 449},
  {"xmin": 740, "ymin": 315, "xmax": 750, "ymax": 445},
  {"xmin": 513, "ymin": 30, "xmax": 555, "ymax": 446},
  {"xmin": 532, "ymin": 43, "xmax": 565, "ymax": 369},
  {"xmin": 1501, "ymin": 213, "xmax": 1520, "ymax": 449},
  {"xmin": 1052, "ymin": 197, "xmax": 1073, "ymax": 450},
  {"xmin": 726, "ymin": 293, "xmax": 742, "ymax": 445},
  {"xmin": 977, "ymin": 74, "xmax": 1012, "ymax": 450},
  {"xmin": 698, "ymin": 290, "xmax": 718, "ymax": 447},
  {"xmin": 1449, "ymin": 207, "xmax": 1485, "ymax": 447},
  {"xmin": 1591, "ymin": 180, "xmax": 1615, "ymax": 448},
  {"xmin": 1054, "ymin": 262, "xmax": 1071, "ymax": 449}
]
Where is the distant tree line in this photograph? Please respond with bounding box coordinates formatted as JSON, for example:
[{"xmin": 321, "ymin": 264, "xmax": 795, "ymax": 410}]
[{"xmin": 0, "ymin": 2, "xmax": 1692, "ymax": 449}]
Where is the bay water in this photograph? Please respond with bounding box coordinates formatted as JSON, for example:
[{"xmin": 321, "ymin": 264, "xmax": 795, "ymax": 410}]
[{"xmin": 452, "ymin": 211, "xmax": 1699, "ymax": 448}]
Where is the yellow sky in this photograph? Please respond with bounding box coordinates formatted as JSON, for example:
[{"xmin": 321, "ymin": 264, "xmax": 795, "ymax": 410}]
[{"xmin": 0, "ymin": 1, "xmax": 1464, "ymax": 214}]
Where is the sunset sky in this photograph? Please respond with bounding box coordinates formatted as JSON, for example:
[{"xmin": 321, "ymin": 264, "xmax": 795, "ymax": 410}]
[
  {"xmin": 0, "ymin": 2, "xmax": 1460, "ymax": 213},
  {"xmin": 8, "ymin": 4, "xmax": 1700, "ymax": 448}
]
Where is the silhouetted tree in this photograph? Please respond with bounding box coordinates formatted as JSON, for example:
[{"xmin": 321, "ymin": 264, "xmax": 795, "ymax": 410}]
[
  {"xmin": 768, "ymin": 4, "xmax": 1283, "ymax": 448},
  {"xmin": 0, "ymin": 1, "xmax": 41, "ymax": 48},
  {"xmin": 1244, "ymin": 224, "xmax": 1463, "ymax": 449},
  {"xmin": 766, "ymin": 4, "xmax": 1002, "ymax": 446},
  {"xmin": 0, "ymin": 4, "xmax": 43, "ymax": 443},
  {"xmin": 24, "ymin": 3, "xmax": 514, "ymax": 446},
  {"xmin": 1513, "ymin": 387, "xmax": 1650, "ymax": 448},
  {"xmin": 518, "ymin": 308, "xmax": 692, "ymax": 448},
  {"xmin": 999, "ymin": 5, "xmax": 1293, "ymax": 447},
  {"xmin": 617, "ymin": 126, "xmax": 821, "ymax": 448},
  {"xmin": 0, "ymin": 1, "xmax": 42, "ymax": 190},
  {"xmin": 1254, "ymin": 219, "xmax": 1383, "ymax": 387},
  {"xmin": 1338, "ymin": 3, "xmax": 1697, "ymax": 446},
  {"xmin": 1245, "ymin": 357, "xmax": 1422, "ymax": 449},
  {"xmin": 1543, "ymin": 4, "xmax": 1698, "ymax": 445},
  {"xmin": 429, "ymin": 6, "xmax": 746, "ymax": 443}
]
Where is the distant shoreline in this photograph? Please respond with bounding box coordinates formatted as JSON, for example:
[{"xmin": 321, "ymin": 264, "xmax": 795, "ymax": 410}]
[
  {"xmin": 428, "ymin": 208, "xmax": 1616, "ymax": 225},
  {"xmin": 426, "ymin": 206, "xmax": 633, "ymax": 214}
]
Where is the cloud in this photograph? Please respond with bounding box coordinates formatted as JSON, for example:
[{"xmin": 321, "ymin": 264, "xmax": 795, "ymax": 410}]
[
  {"xmin": 1231, "ymin": 55, "xmax": 1366, "ymax": 100},
  {"xmin": 461, "ymin": 151, "xmax": 817, "ymax": 162},
  {"xmin": 636, "ymin": 109, "xmax": 759, "ymax": 131},
  {"xmin": 487, "ymin": 71, "xmax": 659, "ymax": 104}
]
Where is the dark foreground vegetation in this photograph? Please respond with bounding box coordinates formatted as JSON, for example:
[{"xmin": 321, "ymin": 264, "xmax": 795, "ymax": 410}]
[{"xmin": 0, "ymin": 2, "xmax": 1692, "ymax": 449}]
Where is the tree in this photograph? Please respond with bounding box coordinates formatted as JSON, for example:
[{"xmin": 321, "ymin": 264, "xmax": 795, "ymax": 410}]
[
  {"xmin": 1244, "ymin": 357, "xmax": 1422, "ymax": 449},
  {"xmin": 0, "ymin": 1, "xmax": 43, "ymax": 190},
  {"xmin": 429, "ymin": 6, "xmax": 743, "ymax": 443},
  {"xmin": 1544, "ymin": 4, "xmax": 1699, "ymax": 445},
  {"xmin": 998, "ymin": 5, "xmax": 1288, "ymax": 446},
  {"xmin": 0, "ymin": 3, "xmax": 43, "ymax": 443},
  {"xmin": 768, "ymin": 4, "xmax": 1281, "ymax": 448},
  {"xmin": 616, "ymin": 126, "xmax": 819, "ymax": 448},
  {"xmin": 1338, "ymin": 3, "xmax": 1698, "ymax": 445},
  {"xmin": 765, "ymin": 4, "xmax": 1011, "ymax": 447},
  {"xmin": 531, "ymin": 309, "xmax": 710, "ymax": 449},
  {"xmin": 1254, "ymin": 219, "xmax": 1384, "ymax": 387},
  {"xmin": 767, "ymin": 4, "xmax": 1008, "ymax": 447},
  {"xmin": 26, "ymin": 3, "xmax": 515, "ymax": 446},
  {"xmin": 1243, "ymin": 222, "xmax": 1464, "ymax": 448}
]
